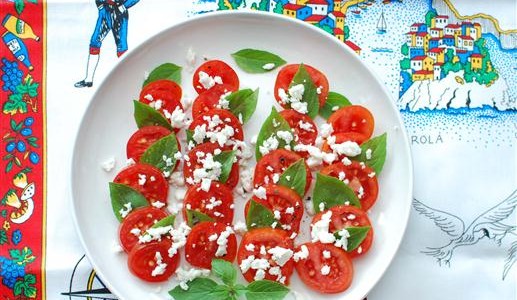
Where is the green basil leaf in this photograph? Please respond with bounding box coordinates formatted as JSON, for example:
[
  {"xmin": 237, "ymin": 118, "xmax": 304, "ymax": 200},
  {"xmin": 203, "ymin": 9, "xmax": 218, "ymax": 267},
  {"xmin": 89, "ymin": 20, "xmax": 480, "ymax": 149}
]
[
  {"xmin": 353, "ymin": 133, "xmax": 387, "ymax": 175},
  {"xmin": 226, "ymin": 88, "xmax": 259, "ymax": 124},
  {"xmin": 231, "ymin": 49, "xmax": 286, "ymax": 73},
  {"xmin": 334, "ymin": 226, "xmax": 371, "ymax": 252},
  {"xmin": 245, "ymin": 280, "xmax": 289, "ymax": 300},
  {"xmin": 211, "ymin": 259, "xmax": 236, "ymax": 286},
  {"xmin": 133, "ymin": 100, "xmax": 173, "ymax": 131},
  {"xmin": 213, "ymin": 150, "xmax": 236, "ymax": 184},
  {"xmin": 288, "ymin": 64, "xmax": 319, "ymax": 119},
  {"xmin": 235, "ymin": 284, "xmax": 248, "ymax": 297},
  {"xmin": 313, "ymin": 173, "xmax": 361, "ymax": 213},
  {"xmin": 278, "ymin": 159, "xmax": 306, "ymax": 197},
  {"xmin": 151, "ymin": 215, "xmax": 176, "ymax": 229},
  {"xmin": 143, "ymin": 63, "xmax": 182, "ymax": 86},
  {"xmin": 168, "ymin": 277, "xmax": 229, "ymax": 300},
  {"xmin": 186, "ymin": 209, "xmax": 214, "ymax": 227},
  {"xmin": 186, "ymin": 129, "xmax": 195, "ymax": 148},
  {"xmin": 246, "ymin": 200, "xmax": 278, "ymax": 230},
  {"xmin": 319, "ymin": 91, "xmax": 352, "ymax": 119},
  {"xmin": 140, "ymin": 133, "xmax": 179, "ymax": 177},
  {"xmin": 109, "ymin": 182, "xmax": 148, "ymax": 222},
  {"xmin": 255, "ymin": 107, "xmax": 294, "ymax": 160}
]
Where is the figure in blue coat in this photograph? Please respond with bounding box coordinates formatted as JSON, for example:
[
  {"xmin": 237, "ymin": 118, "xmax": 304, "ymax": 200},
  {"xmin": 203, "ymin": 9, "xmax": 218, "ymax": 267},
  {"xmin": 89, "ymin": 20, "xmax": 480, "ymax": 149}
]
[{"xmin": 75, "ymin": 0, "xmax": 139, "ymax": 88}]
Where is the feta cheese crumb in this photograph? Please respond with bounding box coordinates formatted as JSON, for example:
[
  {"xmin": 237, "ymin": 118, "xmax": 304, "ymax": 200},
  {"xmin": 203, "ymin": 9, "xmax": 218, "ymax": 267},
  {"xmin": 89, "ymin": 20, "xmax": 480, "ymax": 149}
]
[
  {"xmin": 268, "ymin": 246, "xmax": 294, "ymax": 267},
  {"xmin": 198, "ymin": 71, "xmax": 222, "ymax": 89},
  {"xmin": 273, "ymin": 210, "xmax": 281, "ymax": 220},
  {"xmin": 119, "ymin": 203, "xmax": 132, "ymax": 218},
  {"xmin": 285, "ymin": 207, "xmax": 294, "ymax": 214},
  {"xmin": 137, "ymin": 174, "xmax": 147, "ymax": 186},
  {"xmin": 262, "ymin": 63, "xmax": 275, "ymax": 70},
  {"xmin": 321, "ymin": 265, "xmax": 331, "ymax": 275},
  {"xmin": 245, "ymin": 243, "xmax": 256, "ymax": 252},
  {"xmin": 330, "ymin": 141, "xmax": 362, "ymax": 157},
  {"xmin": 151, "ymin": 252, "xmax": 167, "ymax": 277},
  {"xmin": 253, "ymin": 186, "xmax": 267, "ymax": 200},
  {"xmin": 152, "ymin": 201, "xmax": 166, "ymax": 209},
  {"xmin": 176, "ymin": 267, "xmax": 210, "ymax": 290},
  {"xmin": 293, "ymin": 245, "xmax": 309, "ymax": 262},
  {"xmin": 334, "ymin": 228, "xmax": 351, "ymax": 251},
  {"xmin": 215, "ymin": 226, "xmax": 234, "ymax": 257},
  {"xmin": 323, "ymin": 250, "xmax": 331, "ymax": 259},
  {"xmin": 233, "ymin": 221, "xmax": 248, "ymax": 234},
  {"xmin": 101, "ymin": 157, "xmax": 116, "ymax": 172},
  {"xmin": 168, "ymin": 222, "xmax": 191, "ymax": 257},
  {"xmin": 365, "ymin": 148, "xmax": 373, "ymax": 160},
  {"xmin": 311, "ymin": 211, "xmax": 335, "ymax": 244}
]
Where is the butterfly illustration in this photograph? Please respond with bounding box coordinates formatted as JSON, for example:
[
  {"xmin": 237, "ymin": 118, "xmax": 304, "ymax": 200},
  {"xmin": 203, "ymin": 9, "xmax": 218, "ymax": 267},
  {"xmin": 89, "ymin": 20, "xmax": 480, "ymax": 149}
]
[{"xmin": 413, "ymin": 189, "xmax": 517, "ymax": 279}]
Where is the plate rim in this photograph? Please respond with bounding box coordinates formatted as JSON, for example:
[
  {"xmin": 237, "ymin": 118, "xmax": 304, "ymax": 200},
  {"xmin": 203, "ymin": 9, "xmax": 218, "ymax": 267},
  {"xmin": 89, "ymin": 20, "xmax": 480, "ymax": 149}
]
[{"xmin": 70, "ymin": 9, "xmax": 414, "ymax": 300}]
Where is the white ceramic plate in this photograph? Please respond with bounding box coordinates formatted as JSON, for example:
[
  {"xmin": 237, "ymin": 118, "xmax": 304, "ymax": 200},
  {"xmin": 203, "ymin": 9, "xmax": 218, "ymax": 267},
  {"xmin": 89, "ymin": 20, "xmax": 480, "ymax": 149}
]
[{"xmin": 71, "ymin": 10, "xmax": 413, "ymax": 300}]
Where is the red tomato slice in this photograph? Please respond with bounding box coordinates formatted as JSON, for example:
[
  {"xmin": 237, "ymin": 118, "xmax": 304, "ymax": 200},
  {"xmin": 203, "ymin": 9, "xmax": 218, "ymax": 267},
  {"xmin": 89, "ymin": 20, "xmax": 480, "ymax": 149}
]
[
  {"xmin": 274, "ymin": 64, "xmax": 329, "ymax": 109},
  {"xmin": 183, "ymin": 142, "xmax": 239, "ymax": 189},
  {"xmin": 295, "ymin": 242, "xmax": 353, "ymax": 293},
  {"xmin": 327, "ymin": 105, "xmax": 374, "ymax": 139},
  {"xmin": 280, "ymin": 109, "xmax": 318, "ymax": 147},
  {"xmin": 237, "ymin": 228, "xmax": 294, "ymax": 284},
  {"xmin": 188, "ymin": 109, "xmax": 244, "ymax": 146},
  {"xmin": 139, "ymin": 79, "xmax": 183, "ymax": 125},
  {"xmin": 321, "ymin": 132, "xmax": 368, "ymax": 163},
  {"xmin": 126, "ymin": 126, "xmax": 176, "ymax": 161},
  {"xmin": 127, "ymin": 239, "xmax": 179, "ymax": 282},
  {"xmin": 191, "ymin": 84, "xmax": 237, "ymax": 120},
  {"xmin": 185, "ymin": 221, "xmax": 237, "ymax": 269},
  {"xmin": 320, "ymin": 161, "xmax": 379, "ymax": 211},
  {"xmin": 244, "ymin": 184, "xmax": 303, "ymax": 235},
  {"xmin": 113, "ymin": 163, "xmax": 169, "ymax": 206},
  {"xmin": 312, "ymin": 205, "xmax": 374, "ymax": 258},
  {"xmin": 119, "ymin": 207, "xmax": 169, "ymax": 253},
  {"xmin": 182, "ymin": 181, "xmax": 234, "ymax": 225},
  {"xmin": 192, "ymin": 60, "xmax": 239, "ymax": 94},
  {"xmin": 253, "ymin": 149, "xmax": 311, "ymax": 195}
]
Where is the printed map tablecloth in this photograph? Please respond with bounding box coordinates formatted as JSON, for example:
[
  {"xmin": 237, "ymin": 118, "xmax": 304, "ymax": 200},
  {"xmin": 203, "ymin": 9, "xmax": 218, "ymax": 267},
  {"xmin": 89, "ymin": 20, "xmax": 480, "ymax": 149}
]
[{"xmin": 0, "ymin": 0, "xmax": 515, "ymax": 299}]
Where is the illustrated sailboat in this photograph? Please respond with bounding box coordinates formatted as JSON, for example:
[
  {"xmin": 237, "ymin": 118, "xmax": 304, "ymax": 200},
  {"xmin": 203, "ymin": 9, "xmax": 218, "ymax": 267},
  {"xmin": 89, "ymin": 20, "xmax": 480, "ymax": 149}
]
[{"xmin": 376, "ymin": 11, "xmax": 387, "ymax": 34}]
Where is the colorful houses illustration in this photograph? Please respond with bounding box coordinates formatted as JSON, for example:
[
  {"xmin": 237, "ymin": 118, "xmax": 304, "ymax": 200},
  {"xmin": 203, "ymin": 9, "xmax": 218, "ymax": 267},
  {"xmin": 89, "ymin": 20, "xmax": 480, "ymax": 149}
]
[
  {"xmin": 221, "ymin": 0, "xmax": 362, "ymax": 54},
  {"xmin": 399, "ymin": 12, "xmax": 498, "ymax": 94}
]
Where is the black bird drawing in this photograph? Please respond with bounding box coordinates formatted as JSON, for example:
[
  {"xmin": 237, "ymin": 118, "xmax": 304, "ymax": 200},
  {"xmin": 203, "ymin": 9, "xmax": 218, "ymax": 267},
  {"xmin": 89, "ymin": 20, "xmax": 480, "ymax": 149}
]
[{"xmin": 413, "ymin": 189, "xmax": 517, "ymax": 279}]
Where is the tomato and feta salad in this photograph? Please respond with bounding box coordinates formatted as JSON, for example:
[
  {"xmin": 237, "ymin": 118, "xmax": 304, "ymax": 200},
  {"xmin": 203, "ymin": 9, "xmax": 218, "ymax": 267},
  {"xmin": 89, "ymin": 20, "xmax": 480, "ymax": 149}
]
[{"xmin": 106, "ymin": 49, "xmax": 387, "ymax": 298}]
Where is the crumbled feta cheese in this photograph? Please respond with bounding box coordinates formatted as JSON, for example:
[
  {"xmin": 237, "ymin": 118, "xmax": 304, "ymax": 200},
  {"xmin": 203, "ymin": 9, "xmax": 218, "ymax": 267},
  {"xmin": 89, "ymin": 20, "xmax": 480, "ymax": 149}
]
[
  {"xmin": 253, "ymin": 186, "xmax": 267, "ymax": 200},
  {"xmin": 130, "ymin": 228, "xmax": 141, "ymax": 236},
  {"xmin": 259, "ymin": 135, "xmax": 280, "ymax": 156},
  {"xmin": 321, "ymin": 265, "xmax": 330, "ymax": 275},
  {"xmin": 294, "ymin": 143, "xmax": 336, "ymax": 168},
  {"xmin": 311, "ymin": 211, "xmax": 335, "ymax": 244},
  {"xmin": 273, "ymin": 210, "xmax": 281, "ymax": 220},
  {"xmin": 208, "ymin": 233, "xmax": 218, "ymax": 241},
  {"xmin": 137, "ymin": 174, "xmax": 147, "ymax": 186},
  {"xmin": 285, "ymin": 207, "xmax": 294, "ymax": 214},
  {"xmin": 368, "ymin": 172, "xmax": 376, "ymax": 178},
  {"xmin": 260, "ymin": 245, "xmax": 267, "ymax": 255},
  {"xmin": 138, "ymin": 225, "xmax": 173, "ymax": 244},
  {"xmin": 205, "ymin": 197, "xmax": 222, "ymax": 210},
  {"xmin": 168, "ymin": 222, "xmax": 191, "ymax": 257},
  {"xmin": 334, "ymin": 228, "xmax": 351, "ymax": 251},
  {"xmin": 290, "ymin": 232, "xmax": 297, "ymax": 239},
  {"xmin": 251, "ymin": 258, "xmax": 270, "ymax": 270},
  {"xmin": 293, "ymin": 245, "xmax": 309, "ymax": 262},
  {"xmin": 278, "ymin": 84, "xmax": 307, "ymax": 114},
  {"xmin": 167, "ymin": 106, "xmax": 187, "ymax": 129},
  {"xmin": 119, "ymin": 203, "xmax": 132, "ymax": 218},
  {"xmin": 186, "ymin": 47, "xmax": 196, "ymax": 70},
  {"xmin": 245, "ymin": 243, "xmax": 256, "ymax": 252},
  {"xmin": 254, "ymin": 269, "xmax": 266, "ymax": 280},
  {"xmin": 298, "ymin": 120, "xmax": 314, "ymax": 132},
  {"xmin": 357, "ymin": 246, "xmax": 363, "ymax": 254},
  {"xmin": 233, "ymin": 221, "xmax": 248, "ymax": 234},
  {"xmin": 316, "ymin": 86, "xmax": 323, "ymax": 94},
  {"xmin": 152, "ymin": 201, "xmax": 166, "ymax": 209},
  {"xmin": 276, "ymin": 131, "xmax": 294, "ymax": 145},
  {"xmin": 111, "ymin": 241, "xmax": 124, "ymax": 253},
  {"xmin": 358, "ymin": 186, "xmax": 365, "ymax": 199},
  {"xmin": 217, "ymin": 91, "xmax": 232, "ymax": 109},
  {"xmin": 268, "ymin": 246, "xmax": 293, "ymax": 267},
  {"xmin": 151, "ymin": 251, "xmax": 168, "ymax": 277},
  {"xmin": 323, "ymin": 250, "xmax": 331, "ymax": 259},
  {"xmin": 101, "ymin": 157, "xmax": 116, "ymax": 172},
  {"xmin": 330, "ymin": 141, "xmax": 362, "ymax": 157},
  {"xmin": 342, "ymin": 157, "xmax": 352, "ymax": 166},
  {"xmin": 240, "ymin": 255, "xmax": 255, "ymax": 273},
  {"xmin": 198, "ymin": 71, "xmax": 222, "ymax": 89},
  {"xmin": 143, "ymin": 94, "xmax": 153, "ymax": 101},
  {"xmin": 348, "ymin": 214, "xmax": 356, "ymax": 220},
  {"xmin": 215, "ymin": 226, "xmax": 234, "ymax": 257},
  {"xmin": 176, "ymin": 267, "xmax": 210, "ymax": 290},
  {"xmin": 319, "ymin": 124, "xmax": 334, "ymax": 138},
  {"xmin": 365, "ymin": 149, "xmax": 372, "ymax": 160},
  {"xmin": 332, "ymin": 105, "xmax": 339, "ymax": 111},
  {"xmin": 319, "ymin": 202, "xmax": 326, "ymax": 212},
  {"xmin": 271, "ymin": 221, "xmax": 278, "ymax": 229},
  {"xmin": 262, "ymin": 63, "xmax": 275, "ymax": 70}
]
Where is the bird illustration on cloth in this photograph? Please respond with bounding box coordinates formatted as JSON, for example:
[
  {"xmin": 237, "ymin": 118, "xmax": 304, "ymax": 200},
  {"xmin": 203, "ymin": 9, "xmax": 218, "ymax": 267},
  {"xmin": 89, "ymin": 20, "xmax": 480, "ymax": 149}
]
[{"xmin": 413, "ymin": 189, "xmax": 517, "ymax": 279}]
